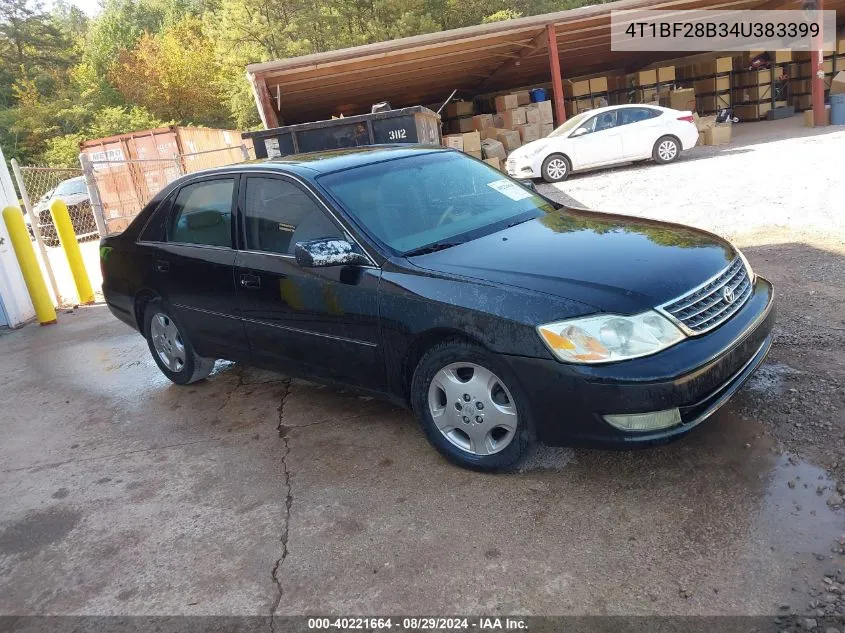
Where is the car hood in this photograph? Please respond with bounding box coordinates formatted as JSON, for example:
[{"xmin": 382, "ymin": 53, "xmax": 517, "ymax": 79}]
[
  {"xmin": 35, "ymin": 193, "xmax": 88, "ymax": 211},
  {"xmin": 408, "ymin": 209, "xmax": 737, "ymax": 314}
]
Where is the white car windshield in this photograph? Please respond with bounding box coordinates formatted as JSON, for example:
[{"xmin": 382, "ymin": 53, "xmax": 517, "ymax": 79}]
[{"xmin": 548, "ymin": 112, "xmax": 589, "ymax": 138}]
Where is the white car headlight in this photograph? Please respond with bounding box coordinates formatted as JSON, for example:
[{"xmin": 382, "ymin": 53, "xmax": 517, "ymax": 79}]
[{"xmin": 537, "ymin": 311, "xmax": 686, "ymax": 364}]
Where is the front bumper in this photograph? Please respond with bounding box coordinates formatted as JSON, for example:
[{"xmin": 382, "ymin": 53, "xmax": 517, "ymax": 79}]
[
  {"xmin": 505, "ymin": 156, "xmax": 538, "ymax": 179},
  {"xmin": 504, "ymin": 276, "xmax": 775, "ymax": 447}
]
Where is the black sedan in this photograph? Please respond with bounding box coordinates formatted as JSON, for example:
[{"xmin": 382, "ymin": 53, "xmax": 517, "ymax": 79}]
[{"xmin": 101, "ymin": 146, "xmax": 774, "ymax": 471}]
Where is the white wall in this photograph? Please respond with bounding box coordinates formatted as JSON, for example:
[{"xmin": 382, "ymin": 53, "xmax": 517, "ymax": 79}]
[{"xmin": 0, "ymin": 148, "xmax": 36, "ymax": 327}]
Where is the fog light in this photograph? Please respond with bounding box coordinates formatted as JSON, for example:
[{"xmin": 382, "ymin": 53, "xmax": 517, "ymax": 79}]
[{"xmin": 604, "ymin": 408, "xmax": 681, "ymax": 431}]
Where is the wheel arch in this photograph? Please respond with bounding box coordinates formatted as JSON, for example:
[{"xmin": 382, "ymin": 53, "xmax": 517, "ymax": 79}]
[
  {"xmin": 401, "ymin": 328, "xmax": 489, "ymax": 404},
  {"xmin": 134, "ymin": 288, "xmax": 161, "ymax": 332}
]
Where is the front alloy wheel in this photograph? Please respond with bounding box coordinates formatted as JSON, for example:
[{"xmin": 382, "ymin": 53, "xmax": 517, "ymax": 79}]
[
  {"xmin": 411, "ymin": 340, "xmax": 533, "ymax": 471},
  {"xmin": 541, "ymin": 154, "xmax": 571, "ymax": 183},
  {"xmin": 428, "ymin": 362, "xmax": 518, "ymax": 456}
]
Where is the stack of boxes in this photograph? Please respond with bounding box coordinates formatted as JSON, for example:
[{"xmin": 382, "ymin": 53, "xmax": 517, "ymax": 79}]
[
  {"xmin": 442, "ymin": 90, "xmax": 555, "ymax": 169},
  {"xmin": 442, "ymin": 101, "xmax": 475, "ymax": 133},
  {"xmin": 678, "ymin": 57, "xmax": 733, "ymax": 114},
  {"xmin": 789, "ymin": 35, "xmax": 845, "ymax": 112},
  {"xmin": 564, "ymin": 77, "xmax": 609, "ymax": 116}
]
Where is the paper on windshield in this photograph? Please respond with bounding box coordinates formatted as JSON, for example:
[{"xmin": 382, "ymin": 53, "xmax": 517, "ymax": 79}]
[{"xmin": 486, "ymin": 179, "xmax": 533, "ymax": 201}]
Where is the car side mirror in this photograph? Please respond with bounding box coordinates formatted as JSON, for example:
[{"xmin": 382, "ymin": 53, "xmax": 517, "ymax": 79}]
[
  {"xmin": 294, "ymin": 238, "xmax": 369, "ymax": 268},
  {"xmin": 570, "ymin": 127, "xmax": 588, "ymax": 138}
]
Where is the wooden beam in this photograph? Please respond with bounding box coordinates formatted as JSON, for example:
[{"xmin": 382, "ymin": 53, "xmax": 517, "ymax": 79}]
[
  {"xmin": 481, "ymin": 28, "xmax": 549, "ymax": 89},
  {"xmin": 247, "ymin": 72, "xmax": 280, "ymax": 129},
  {"xmin": 547, "ymin": 24, "xmax": 566, "ymax": 124}
]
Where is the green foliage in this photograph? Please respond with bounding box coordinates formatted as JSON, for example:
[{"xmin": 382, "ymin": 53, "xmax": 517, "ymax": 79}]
[{"xmin": 1, "ymin": 0, "xmax": 621, "ymax": 166}]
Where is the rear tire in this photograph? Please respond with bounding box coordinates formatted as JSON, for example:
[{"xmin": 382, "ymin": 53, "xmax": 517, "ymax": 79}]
[
  {"xmin": 410, "ymin": 340, "xmax": 534, "ymax": 471},
  {"xmin": 143, "ymin": 299, "xmax": 215, "ymax": 385},
  {"xmin": 653, "ymin": 136, "xmax": 681, "ymax": 164},
  {"xmin": 541, "ymin": 154, "xmax": 571, "ymax": 183}
]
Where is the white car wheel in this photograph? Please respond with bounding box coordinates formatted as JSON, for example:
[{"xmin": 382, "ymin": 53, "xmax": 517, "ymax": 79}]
[{"xmin": 653, "ymin": 136, "xmax": 680, "ymax": 164}]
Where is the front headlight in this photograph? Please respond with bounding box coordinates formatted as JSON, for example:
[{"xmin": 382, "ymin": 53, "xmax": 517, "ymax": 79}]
[{"xmin": 537, "ymin": 311, "xmax": 686, "ymax": 364}]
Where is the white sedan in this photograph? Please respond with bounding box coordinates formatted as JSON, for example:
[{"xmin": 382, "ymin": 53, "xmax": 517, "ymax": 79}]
[{"xmin": 506, "ymin": 105, "xmax": 700, "ymax": 183}]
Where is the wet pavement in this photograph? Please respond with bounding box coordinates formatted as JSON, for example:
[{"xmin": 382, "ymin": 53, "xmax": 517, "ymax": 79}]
[{"xmin": 0, "ymin": 305, "xmax": 843, "ymax": 616}]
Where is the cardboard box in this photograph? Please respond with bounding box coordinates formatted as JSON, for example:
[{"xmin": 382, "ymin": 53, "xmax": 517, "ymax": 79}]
[
  {"xmin": 514, "ymin": 91, "xmax": 531, "ymax": 106},
  {"xmin": 737, "ymin": 85, "xmax": 771, "ymax": 102},
  {"xmin": 500, "ymin": 108, "xmax": 527, "ymax": 129},
  {"xmin": 537, "ymin": 100, "xmax": 554, "ymax": 124},
  {"xmin": 831, "ymin": 71, "xmax": 845, "ymax": 95},
  {"xmin": 472, "ymin": 114, "xmax": 494, "ymax": 132},
  {"xmin": 483, "ymin": 157, "xmax": 501, "ymax": 170},
  {"xmin": 525, "ymin": 104, "xmax": 541, "ymax": 124},
  {"xmin": 799, "ymin": 60, "xmax": 835, "ymax": 76},
  {"xmin": 461, "ymin": 131, "xmax": 481, "ymax": 153},
  {"xmin": 694, "ymin": 76, "xmax": 730, "ymax": 94},
  {"xmin": 590, "ymin": 77, "xmax": 608, "ymax": 93},
  {"xmin": 738, "ymin": 69, "xmax": 773, "ymax": 86},
  {"xmin": 540, "ymin": 123, "xmax": 554, "ymax": 137},
  {"xmin": 667, "ymin": 88, "xmax": 696, "ymax": 111},
  {"xmin": 793, "ymin": 94, "xmax": 812, "ymax": 110},
  {"xmin": 443, "ymin": 134, "xmax": 463, "ymax": 150},
  {"xmin": 704, "ymin": 124, "xmax": 731, "ymax": 146},
  {"xmin": 631, "ymin": 69, "xmax": 658, "ymax": 86},
  {"xmin": 495, "ymin": 94, "xmax": 519, "ymax": 112},
  {"xmin": 465, "ymin": 150, "xmax": 483, "ymax": 160},
  {"xmin": 450, "ymin": 117, "xmax": 474, "ymax": 133},
  {"xmin": 697, "ymin": 93, "xmax": 731, "ymax": 112},
  {"xmin": 698, "ymin": 130, "xmax": 706, "ymax": 146},
  {"xmin": 656, "ymin": 66, "xmax": 675, "ymax": 83},
  {"xmin": 697, "ymin": 57, "xmax": 733, "ymax": 75},
  {"xmin": 480, "ymin": 138, "xmax": 507, "ymax": 160},
  {"xmin": 734, "ymin": 103, "xmax": 772, "ymax": 120},
  {"xmin": 791, "ymin": 79, "xmax": 812, "ymax": 94},
  {"xmin": 445, "ymin": 101, "xmax": 473, "ymax": 118},
  {"xmin": 803, "ymin": 107, "xmax": 830, "ymax": 127},
  {"xmin": 515, "ymin": 123, "xmax": 540, "ymax": 144},
  {"xmin": 771, "ymin": 50, "xmax": 792, "ymax": 63},
  {"xmin": 564, "ymin": 78, "xmax": 591, "ymax": 98},
  {"xmin": 496, "ymin": 130, "xmax": 521, "ymax": 152}
]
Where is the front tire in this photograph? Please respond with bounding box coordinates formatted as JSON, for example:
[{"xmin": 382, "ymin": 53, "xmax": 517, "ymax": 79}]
[
  {"xmin": 541, "ymin": 154, "xmax": 571, "ymax": 183},
  {"xmin": 410, "ymin": 340, "xmax": 534, "ymax": 471},
  {"xmin": 653, "ymin": 136, "xmax": 681, "ymax": 164},
  {"xmin": 144, "ymin": 299, "xmax": 215, "ymax": 385}
]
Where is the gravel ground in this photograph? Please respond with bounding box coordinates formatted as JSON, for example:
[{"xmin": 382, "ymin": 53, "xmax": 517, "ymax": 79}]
[{"xmin": 539, "ymin": 114, "xmax": 845, "ymax": 627}]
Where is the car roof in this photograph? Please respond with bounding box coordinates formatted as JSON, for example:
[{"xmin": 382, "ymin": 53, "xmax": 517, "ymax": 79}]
[
  {"xmin": 197, "ymin": 145, "xmax": 449, "ymax": 180},
  {"xmin": 578, "ymin": 104, "xmax": 670, "ymax": 117}
]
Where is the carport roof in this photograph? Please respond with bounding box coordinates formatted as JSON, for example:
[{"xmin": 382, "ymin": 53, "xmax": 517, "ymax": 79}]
[{"xmin": 246, "ymin": 0, "xmax": 845, "ymax": 126}]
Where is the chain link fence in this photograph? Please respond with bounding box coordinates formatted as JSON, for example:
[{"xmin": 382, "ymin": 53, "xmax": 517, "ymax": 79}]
[
  {"xmin": 9, "ymin": 143, "xmax": 253, "ymax": 306},
  {"xmin": 14, "ymin": 166, "xmax": 99, "ymax": 247}
]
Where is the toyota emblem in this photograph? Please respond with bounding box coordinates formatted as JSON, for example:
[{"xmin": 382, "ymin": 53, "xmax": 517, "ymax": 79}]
[{"xmin": 722, "ymin": 285, "xmax": 735, "ymax": 304}]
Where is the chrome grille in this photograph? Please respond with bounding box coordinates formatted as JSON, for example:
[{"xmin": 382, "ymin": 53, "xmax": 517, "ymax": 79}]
[{"xmin": 658, "ymin": 257, "xmax": 752, "ymax": 335}]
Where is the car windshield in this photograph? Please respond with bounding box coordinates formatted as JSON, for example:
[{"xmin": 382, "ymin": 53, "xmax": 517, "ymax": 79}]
[
  {"xmin": 54, "ymin": 179, "xmax": 87, "ymax": 197},
  {"xmin": 548, "ymin": 113, "xmax": 589, "ymax": 137},
  {"xmin": 318, "ymin": 152, "xmax": 556, "ymax": 255}
]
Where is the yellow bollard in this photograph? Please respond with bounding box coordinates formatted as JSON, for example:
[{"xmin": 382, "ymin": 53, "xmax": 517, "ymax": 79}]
[
  {"xmin": 2, "ymin": 206, "xmax": 57, "ymax": 325},
  {"xmin": 50, "ymin": 199, "xmax": 95, "ymax": 305}
]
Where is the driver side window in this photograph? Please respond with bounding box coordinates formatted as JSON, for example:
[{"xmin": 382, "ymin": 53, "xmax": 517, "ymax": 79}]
[{"xmin": 576, "ymin": 111, "xmax": 618, "ymax": 136}]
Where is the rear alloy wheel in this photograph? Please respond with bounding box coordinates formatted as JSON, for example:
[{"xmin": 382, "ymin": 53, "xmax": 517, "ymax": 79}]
[
  {"xmin": 541, "ymin": 154, "xmax": 571, "ymax": 183},
  {"xmin": 144, "ymin": 299, "xmax": 215, "ymax": 385},
  {"xmin": 411, "ymin": 340, "xmax": 533, "ymax": 471},
  {"xmin": 653, "ymin": 136, "xmax": 681, "ymax": 164}
]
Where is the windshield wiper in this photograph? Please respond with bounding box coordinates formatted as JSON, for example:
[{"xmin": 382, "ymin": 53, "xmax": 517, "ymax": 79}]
[{"xmin": 404, "ymin": 241, "xmax": 465, "ymax": 257}]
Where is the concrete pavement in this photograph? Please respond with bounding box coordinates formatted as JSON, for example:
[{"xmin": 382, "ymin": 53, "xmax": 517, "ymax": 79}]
[{"xmin": 0, "ymin": 305, "xmax": 843, "ymax": 616}]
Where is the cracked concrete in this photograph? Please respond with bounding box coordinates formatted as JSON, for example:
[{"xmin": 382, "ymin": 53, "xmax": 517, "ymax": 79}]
[{"xmin": 270, "ymin": 378, "xmax": 292, "ymax": 632}]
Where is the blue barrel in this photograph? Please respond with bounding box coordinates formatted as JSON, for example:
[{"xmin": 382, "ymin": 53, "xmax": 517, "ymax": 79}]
[
  {"xmin": 530, "ymin": 88, "xmax": 548, "ymax": 103},
  {"xmin": 831, "ymin": 94, "xmax": 845, "ymax": 125}
]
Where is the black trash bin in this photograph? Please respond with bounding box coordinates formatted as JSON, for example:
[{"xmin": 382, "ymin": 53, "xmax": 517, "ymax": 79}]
[{"xmin": 242, "ymin": 106, "xmax": 442, "ymax": 159}]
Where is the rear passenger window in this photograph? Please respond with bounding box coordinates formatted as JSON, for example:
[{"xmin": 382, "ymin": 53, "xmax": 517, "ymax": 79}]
[
  {"xmin": 619, "ymin": 108, "xmax": 660, "ymax": 126},
  {"xmin": 243, "ymin": 177, "xmax": 342, "ymax": 255},
  {"xmin": 168, "ymin": 179, "xmax": 234, "ymax": 248}
]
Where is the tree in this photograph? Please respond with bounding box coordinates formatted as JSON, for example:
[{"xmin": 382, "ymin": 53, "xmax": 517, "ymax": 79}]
[{"xmin": 110, "ymin": 15, "xmax": 228, "ymax": 125}]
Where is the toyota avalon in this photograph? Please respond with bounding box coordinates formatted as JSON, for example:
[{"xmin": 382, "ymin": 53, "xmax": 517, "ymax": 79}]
[{"xmin": 101, "ymin": 146, "xmax": 774, "ymax": 471}]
